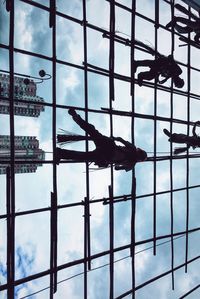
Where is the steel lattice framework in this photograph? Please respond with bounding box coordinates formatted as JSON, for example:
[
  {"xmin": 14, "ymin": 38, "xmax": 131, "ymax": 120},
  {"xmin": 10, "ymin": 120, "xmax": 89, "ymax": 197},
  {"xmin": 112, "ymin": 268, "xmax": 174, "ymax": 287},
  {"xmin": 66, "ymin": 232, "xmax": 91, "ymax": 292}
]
[{"xmin": 1, "ymin": 0, "xmax": 200, "ymax": 298}]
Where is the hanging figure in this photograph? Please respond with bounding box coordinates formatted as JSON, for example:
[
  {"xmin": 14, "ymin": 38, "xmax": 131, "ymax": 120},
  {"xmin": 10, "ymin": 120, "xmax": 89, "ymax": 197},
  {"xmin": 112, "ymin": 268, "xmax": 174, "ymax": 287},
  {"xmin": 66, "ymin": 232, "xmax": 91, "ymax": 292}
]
[
  {"xmin": 133, "ymin": 54, "xmax": 184, "ymax": 88},
  {"xmin": 56, "ymin": 109, "xmax": 147, "ymax": 171},
  {"xmin": 166, "ymin": 4, "xmax": 200, "ymax": 44},
  {"xmin": 163, "ymin": 121, "xmax": 200, "ymax": 154}
]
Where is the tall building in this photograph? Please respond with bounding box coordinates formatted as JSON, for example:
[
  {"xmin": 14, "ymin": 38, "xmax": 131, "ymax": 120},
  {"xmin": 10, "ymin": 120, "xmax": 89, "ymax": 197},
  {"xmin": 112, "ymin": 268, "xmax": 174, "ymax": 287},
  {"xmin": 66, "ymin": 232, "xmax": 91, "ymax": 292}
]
[
  {"xmin": 0, "ymin": 135, "xmax": 45, "ymax": 174},
  {"xmin": 0, "ymin": 73, "xmax": 45, "ymax": 117}
]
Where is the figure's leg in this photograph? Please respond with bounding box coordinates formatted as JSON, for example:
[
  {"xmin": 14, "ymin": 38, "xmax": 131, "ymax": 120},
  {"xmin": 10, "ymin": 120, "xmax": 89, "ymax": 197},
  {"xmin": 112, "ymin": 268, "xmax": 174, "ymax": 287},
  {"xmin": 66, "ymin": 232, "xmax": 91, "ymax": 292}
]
[
  {"xmin": 56, "ymin": 147, "xmax": 97, "ymax": 164},
  {"xmin": 137, "ymin": 70, "xmax": 156, "ymax": 86},
  {"xmin": 68, "ymin": 109, "xmax": 115, "ymax": 149},
  {"xmin": 57, "ymin": 134, "xmax": 90, "ymax": 144}
]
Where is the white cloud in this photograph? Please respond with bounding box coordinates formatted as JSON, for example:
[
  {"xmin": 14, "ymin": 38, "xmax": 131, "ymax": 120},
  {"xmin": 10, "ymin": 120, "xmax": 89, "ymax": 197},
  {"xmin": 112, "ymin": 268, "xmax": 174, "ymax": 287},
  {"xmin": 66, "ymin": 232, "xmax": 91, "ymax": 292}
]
[
  {"xmin": 14, "ymin": 5, "xmax": 33, "ymax": 72},
  {"xmin": 14, "ymin": 116, "xmax": 40, "ymax": 136},
  {"xmin": 62, "ymin": 69, "xmax": 80, "ymax": 91}
]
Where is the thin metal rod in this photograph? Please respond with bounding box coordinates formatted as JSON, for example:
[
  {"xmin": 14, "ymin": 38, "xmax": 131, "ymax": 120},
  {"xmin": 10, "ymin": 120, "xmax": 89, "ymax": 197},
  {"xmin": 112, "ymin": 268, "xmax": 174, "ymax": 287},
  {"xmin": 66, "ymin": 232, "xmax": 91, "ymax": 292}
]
[
  {"xmin": 115, "ymin": 254, "xmax": 200, "ymax": 298},
  {"xmin": 169, "ymin": 0, "xmax": 175, "ymax": 291},
  {"xmin": 108, "ymin": 0, "xmax": 115, "ymax": 296},
  {"xmin": 50, "ymin": 0, "xmax": 58, "ymax": 296},
  {"xmin": 185, "ymin": 5, "xmax": 191, "ymax": 274},
  {"xmin": 2, "ymin": 95, "xmax": 200, "ymax": 126},
  {"xmin": 82, "ymin": 1, "xmax": 91, "ymax": 298},
  {"xmin": 179, "ymin": 284, "xmax": 200, "ymax": 299},
  {"xmin": 82, "ymin": 0, "xmax": 92, "ymax": 271},
  {"xmin": 0, "ymin": 228, "xmax": 199, "ymax": 291},
  {"xmin": 1, "ymin": 151, "xmax": 200, "ymax": 167},
  {"xmin": 130, "ymin": 1, "xmax": 136, "ymax": 298},
  {"xmin": 19, "ymin": 0, "xmax": 200, "ymax": 52},
  {"xmin": 1, "ymin": 184, "xmax": 200, "ymax": 221},
  {"xmin": 1, "ymin": 42, "xmax": 200, "ymax": 101},
  {"xmin": 6, "ymin": 167, "xmax": 12, "ymax": 298},
  {"xmin": 50, "ymin": 192, "xmax": 57, "ymax": 298},
  {"xmin": 8, "ymin": 1, "xmax": 15, "ymax": 297},
  {"xmin": 83, "ymin": 197, "xmax": 88, "ymax": 299},
  {"xmin": 0, "ymin": 183, "xmax": 200, "ymax": 220},
  {"xmin": 109, "ymin": 185, "xmax": 114, "ymax": 299},
  {"xmin": 153, "ymin": 0, "xmax": 159, "ymax": 256}
]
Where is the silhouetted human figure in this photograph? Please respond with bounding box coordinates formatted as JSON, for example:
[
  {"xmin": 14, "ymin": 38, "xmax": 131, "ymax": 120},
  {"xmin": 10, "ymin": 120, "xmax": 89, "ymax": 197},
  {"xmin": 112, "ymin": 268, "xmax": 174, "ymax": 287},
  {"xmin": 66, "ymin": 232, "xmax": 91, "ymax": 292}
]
[
  {"xmin": 163, "ymin": 121, "xmax": 200, "ymax": 154},
  {"xmin": 133, "ymin": 55, "xmax": 184, "ymax": 88},
  {"xmin": 56, "ymin": 109, "xmax": 147, "ymax": 171},
  {"xmin": 166, "ymin": 4, "xmax": 200, "ymax": 44}
]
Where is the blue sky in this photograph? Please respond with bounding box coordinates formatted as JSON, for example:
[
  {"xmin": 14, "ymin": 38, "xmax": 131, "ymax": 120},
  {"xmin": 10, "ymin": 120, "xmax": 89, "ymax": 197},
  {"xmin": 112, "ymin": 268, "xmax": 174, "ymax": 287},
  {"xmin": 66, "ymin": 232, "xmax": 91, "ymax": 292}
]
[{"xmin": 1, "ymin": 0, "xmax": 200, "ymax": 298}]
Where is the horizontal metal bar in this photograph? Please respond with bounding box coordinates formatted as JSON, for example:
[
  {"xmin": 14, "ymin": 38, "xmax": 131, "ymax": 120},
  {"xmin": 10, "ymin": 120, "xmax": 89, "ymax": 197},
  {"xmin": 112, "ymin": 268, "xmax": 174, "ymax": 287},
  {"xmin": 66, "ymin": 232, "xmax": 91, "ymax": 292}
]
[
  {"xmin": 0, "ymin": 183, "xmax": 199, "ymax": 220},
  {"xmin": 116, "ymin": 254, "xmax": 200, "ymax": 298},
  {"xmin": 0, "ymin": 226, "xmax": 199, "ymax": 291}
]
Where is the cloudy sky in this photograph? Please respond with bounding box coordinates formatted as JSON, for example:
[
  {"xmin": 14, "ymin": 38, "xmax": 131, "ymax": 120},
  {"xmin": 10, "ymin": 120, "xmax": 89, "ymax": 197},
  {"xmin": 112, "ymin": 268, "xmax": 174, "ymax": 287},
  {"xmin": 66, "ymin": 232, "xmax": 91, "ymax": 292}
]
[{"xmin": 1, "ymin": 0, "xmax": 200, "ymax": 298}]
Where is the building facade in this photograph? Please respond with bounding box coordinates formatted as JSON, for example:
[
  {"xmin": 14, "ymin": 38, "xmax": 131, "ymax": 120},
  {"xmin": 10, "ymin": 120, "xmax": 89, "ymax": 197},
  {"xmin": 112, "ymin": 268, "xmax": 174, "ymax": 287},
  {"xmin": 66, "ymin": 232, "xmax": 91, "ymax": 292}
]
[
  {"xmin": 0, "ymin": 73, "xmax": 45, "ymax": 117},
  {"xmin": 0, "ymin": 135, "xmax": 45, "ymax": 174}
]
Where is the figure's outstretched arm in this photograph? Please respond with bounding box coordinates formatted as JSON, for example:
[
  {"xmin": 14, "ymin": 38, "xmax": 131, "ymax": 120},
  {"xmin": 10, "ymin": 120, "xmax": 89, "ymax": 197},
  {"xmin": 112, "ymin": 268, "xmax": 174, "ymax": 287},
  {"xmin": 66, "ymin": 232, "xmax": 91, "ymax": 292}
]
[{"xmin": 192, "ymin": 121, "xmax": 200, "ymax": 137}]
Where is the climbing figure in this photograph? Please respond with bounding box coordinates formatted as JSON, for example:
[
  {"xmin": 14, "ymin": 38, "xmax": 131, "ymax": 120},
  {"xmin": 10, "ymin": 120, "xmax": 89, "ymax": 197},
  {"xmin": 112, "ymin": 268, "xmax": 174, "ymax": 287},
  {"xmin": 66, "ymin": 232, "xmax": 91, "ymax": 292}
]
[
  {"xmin": 56, "ymin": 109, "xmax": 147, "ymax": 171},
  {"xmin": 166, "ymin": 4, "xmax": 200, "ymax": 44},
  {"xmin": 133, "ymin": 54, "xmax": 184, "ymax": 88},
  {"xmin": 163, "ymin": 121, "xmax": 200, "ymax": 154}
]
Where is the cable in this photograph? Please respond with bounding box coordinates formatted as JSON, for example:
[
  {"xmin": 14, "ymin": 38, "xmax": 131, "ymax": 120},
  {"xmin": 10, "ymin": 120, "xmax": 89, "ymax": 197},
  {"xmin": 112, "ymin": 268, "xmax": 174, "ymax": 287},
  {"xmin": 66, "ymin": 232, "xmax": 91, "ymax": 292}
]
[{"xmin": 19, "ymin": 232, "xmax": 191, "ymax": 299}]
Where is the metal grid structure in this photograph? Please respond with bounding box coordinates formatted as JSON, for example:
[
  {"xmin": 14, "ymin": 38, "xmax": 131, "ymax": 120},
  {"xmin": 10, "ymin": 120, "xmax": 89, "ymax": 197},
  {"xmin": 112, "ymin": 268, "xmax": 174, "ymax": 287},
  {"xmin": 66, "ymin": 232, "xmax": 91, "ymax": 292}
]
[{"xmin": 1, "ymin": 0, "xmax": 200, "ymax": 298}]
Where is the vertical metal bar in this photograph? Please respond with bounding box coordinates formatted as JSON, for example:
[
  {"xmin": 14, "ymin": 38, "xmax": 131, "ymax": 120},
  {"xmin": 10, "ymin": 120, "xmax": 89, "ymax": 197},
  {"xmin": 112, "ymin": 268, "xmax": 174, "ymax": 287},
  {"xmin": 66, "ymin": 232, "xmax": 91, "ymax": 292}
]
[
  {"xmin": 109, "ymin": 1, "xmax": 115, "ymax": 103},
  {"xmin": 130, "ymin": 176, "xmax": 136, "ymax": 299},
  {"xmin": 6, "ymin": 166, "xmax": 12, "ymax": 297},
  {"xmin": 130, "ymin": 1, "xmax": 136, "ymax": 298},
  {"xmin": 153, "ymin": 0, "xmax": 159, "ymax": 256},
  {"xmin": 82, "ymin": 2, "xmax": 91, "ymax": 298},
  {"xmin": 108, "ymin": 0, "xmax": 115, "ymax": 191},
  {"xmin": 86, "ymin": 198, "xmax": 91, "ymax": 271},
  {"xmin": 185, "ymin": 5, "xmax": 191, "ymax": 274},
  {"xmin": 50, "ymin": 0, "xmax": 58, "ymax": 296},
  {"xmin": 82, "ymin": 0, "xmax": 89, "ymax": 119},
  {"xmin": 8, "ymin": 0, "xmax": 15, "ymax": 297},
  {"xmin": 169, "ymin": 0, "xmax": 175, "ymax": 290},
  {"xmin": 83, "ymin": 197, "xmax": 88, "ymax": 299},
  {"xmin": 108, "ymin": 2, "xmax": 115, "ymax": 296},
  {"xmin": 109, "ymin": 185, "xmax": 114, "ymax": 299},
  {"xmin": 108, "ymin": 1, "xmax": 115, "ymax": 246},
  {"xmin": 53, "ymin": 197, "xmax": 58, "ymax": 294},
  {"xmin": 83, "ymin": 196, "xmax": 91, "ymax": 298},
  {"xmin": 50, "ymin": 192, "xmax": 57, "ymax": 298},
  {"xmin": 49, "ymin": 0, "xmax": 56, "ymax": 28},
  {"xmin": 109, "ymin": 0, "xmax": 115, "ymax": 131}
]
